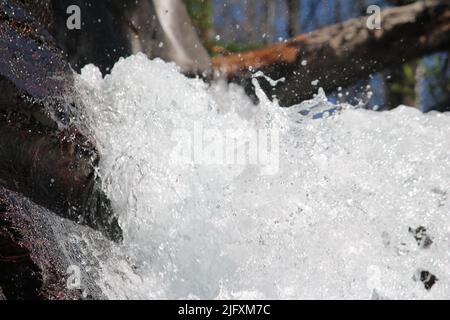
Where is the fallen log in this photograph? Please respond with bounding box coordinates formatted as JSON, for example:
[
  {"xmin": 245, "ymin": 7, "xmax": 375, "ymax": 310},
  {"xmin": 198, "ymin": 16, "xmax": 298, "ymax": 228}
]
[
  {"xmin": 0, "ymin": 187, "xmax": 106, "ymax": 300},
  {"xmin": 213, "ymin": 0, "xmax": 450, "ymax": 107},
  {"xmin": 0, "ymin": 0, "xmax": 121, "ymax": 241}
]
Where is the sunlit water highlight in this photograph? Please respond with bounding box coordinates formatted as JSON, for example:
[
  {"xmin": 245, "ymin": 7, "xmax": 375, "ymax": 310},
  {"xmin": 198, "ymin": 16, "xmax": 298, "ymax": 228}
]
[{"xmin": 75, "ymin": 54, "xmax": 450, "ymax": 299}]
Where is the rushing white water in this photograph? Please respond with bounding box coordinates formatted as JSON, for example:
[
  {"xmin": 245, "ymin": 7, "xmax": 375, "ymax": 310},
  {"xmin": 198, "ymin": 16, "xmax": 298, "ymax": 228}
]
[{"xmin": 75, "ymin": 53, "xmax": 450, "ymax": 299}]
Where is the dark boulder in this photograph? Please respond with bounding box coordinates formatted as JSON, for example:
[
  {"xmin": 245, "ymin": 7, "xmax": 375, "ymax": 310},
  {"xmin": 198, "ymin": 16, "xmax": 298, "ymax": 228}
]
[
  {"xmin": 50, "ymin": 0, "xmax": 211, "ymax": 75},
  {"xmin": 0, "ymin": 187, "xmax": 90, "ymax": 299},
  {"xmin": 0, "ymin": 0, "xmax": 121, "ymax": 241}
]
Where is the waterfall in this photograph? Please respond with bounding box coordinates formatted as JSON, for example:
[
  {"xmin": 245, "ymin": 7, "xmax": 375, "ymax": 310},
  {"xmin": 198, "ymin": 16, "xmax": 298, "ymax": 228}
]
[{"xmin": 74, "ymin": 53, "xmax": 450, "ymax": 299}]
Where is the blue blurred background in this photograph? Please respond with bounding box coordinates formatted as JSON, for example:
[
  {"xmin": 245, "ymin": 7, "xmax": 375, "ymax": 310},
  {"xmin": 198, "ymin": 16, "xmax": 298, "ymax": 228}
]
[{"xmin": 185, "ymin": 0, "xmax": 449, "ymax": 111}]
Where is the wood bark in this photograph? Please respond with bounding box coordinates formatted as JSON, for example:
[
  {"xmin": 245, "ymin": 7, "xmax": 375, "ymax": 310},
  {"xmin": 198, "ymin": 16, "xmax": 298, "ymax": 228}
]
[{"xmin": 213, "ymin": 0, "xmax": 450, "ymax": 107}]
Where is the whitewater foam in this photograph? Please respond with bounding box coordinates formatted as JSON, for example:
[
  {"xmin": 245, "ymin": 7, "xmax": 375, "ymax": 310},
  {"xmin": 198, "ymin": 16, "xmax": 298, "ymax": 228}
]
[{"xmin": 75, "ymin": 53, "xmax": 450, "ymax": 299}]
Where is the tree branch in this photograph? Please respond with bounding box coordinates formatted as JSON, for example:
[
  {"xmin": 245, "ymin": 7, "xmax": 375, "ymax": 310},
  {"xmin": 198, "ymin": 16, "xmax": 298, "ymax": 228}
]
[{"xmin": 213, "ymin": 0, "xmax": 450, "ymax": 106}]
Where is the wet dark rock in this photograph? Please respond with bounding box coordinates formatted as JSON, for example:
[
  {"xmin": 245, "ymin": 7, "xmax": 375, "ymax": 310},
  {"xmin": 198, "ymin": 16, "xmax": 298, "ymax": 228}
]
[
  {"xmin": 0, "ymin": 0, "xmax": 120, "ymax": 299},
  {"xmin": 0, "ymin": 0, "xmax": 69, "ymax": 103},
  {"xmin": 0, "ymin": 187, "xmax": 82, "ymax": 299},
  {"xmin": 15, "ymin": 0, "xmax": 53, "ymax": 29},
  {"xmin": 0, "ymin": 0, "xmax": 122, "ymax": 241},
  {"xmin": 413, "ymin": 269, "xmax": 438, "ymax": 291},
  {"xmin": 409, "ymin": 226, "xmax": 433, "ymax": 249},
  {"xmin": 0, "ymin": 187, "xmax": 108, "ymax": 300}
]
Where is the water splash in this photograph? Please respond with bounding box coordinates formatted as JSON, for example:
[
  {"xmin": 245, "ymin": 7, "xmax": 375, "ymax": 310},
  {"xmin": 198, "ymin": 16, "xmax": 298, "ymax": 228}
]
[{"xmin": 75, "ymin": 53, "xmax": 450, "ymax": 299}]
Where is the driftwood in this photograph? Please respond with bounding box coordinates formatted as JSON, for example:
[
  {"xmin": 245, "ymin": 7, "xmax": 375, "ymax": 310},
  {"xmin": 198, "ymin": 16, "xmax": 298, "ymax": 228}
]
[
  {"xmin": 0, "ymin": 0, "xmax": 121, "ymax": 241},
  {"xmin": 213, "ymin": 0, "xmax": 450, "ymax": 107}
]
